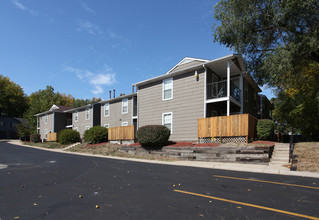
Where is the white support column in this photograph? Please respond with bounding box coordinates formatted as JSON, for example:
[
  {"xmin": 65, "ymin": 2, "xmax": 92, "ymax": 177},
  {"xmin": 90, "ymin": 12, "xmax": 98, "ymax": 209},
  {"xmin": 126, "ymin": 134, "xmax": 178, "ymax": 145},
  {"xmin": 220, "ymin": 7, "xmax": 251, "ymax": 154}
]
[
  {"xmin": 240, "ymin": 73, "xmax": 244, "ymax": 114},
  {"xmin": 227, "ymin": 60, "xmax": 231, "ymax": 116}
]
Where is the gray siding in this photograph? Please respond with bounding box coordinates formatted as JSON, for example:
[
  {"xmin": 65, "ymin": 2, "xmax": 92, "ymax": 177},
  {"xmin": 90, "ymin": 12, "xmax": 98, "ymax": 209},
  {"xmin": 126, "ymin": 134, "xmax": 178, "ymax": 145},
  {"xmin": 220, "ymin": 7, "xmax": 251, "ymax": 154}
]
[
  {"xmin": 101, "ymin": 97, "xmax": 134, "ymax": 128},
  {"xmin": 138, "ymin": 69, "xmax": 205, "ymax": 141},
  {"xmin": 72, "ymin": 107, "xmax": 93, "ymax": 138},
  {"xmin": 39, "ymin": 113, "xmax": 54, "ymax": 140}
]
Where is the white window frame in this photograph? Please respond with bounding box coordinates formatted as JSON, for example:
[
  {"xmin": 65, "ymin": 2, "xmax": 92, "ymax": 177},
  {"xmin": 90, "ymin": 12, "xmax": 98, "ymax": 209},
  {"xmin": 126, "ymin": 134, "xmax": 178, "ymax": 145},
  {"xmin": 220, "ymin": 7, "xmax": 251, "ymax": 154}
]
[
  {"xmin": 45, "ymin": 129, "xmax": 48, "ymax": 139},
  {"xmin": 104, "ymin": 103, "xmax": 110, "ymax": 117},
  {"xmin": 163, "ymin": 78, "xmax": 173, "ymax": 100},
  {"xmin": 45, "ymin": 115, "xmax": 48, "ymax": 124},
  {"xmin": 122, "ymin": 98, "xmax": 128, "ymax": 114},
  {"xmin": 85, "ymin": 126, "xmax": 90, "ymax": 131},
  {"xmin": 104, "ymin": 124, "xmax": 109, "ymax": 128},
  {"xmin": 74, "ymin": 111, "xmax": 78, "ymax": 122},
  {"xmin": 121, "ymin": 122, "xmax": 128, "ymax": 126},
  {"xmin": 85, "ymin": 108, "xmax": 90, "ymax": 120},
  {"xmin": 162, "ymin": 112, "xmax": 173, "ymax": 134}
]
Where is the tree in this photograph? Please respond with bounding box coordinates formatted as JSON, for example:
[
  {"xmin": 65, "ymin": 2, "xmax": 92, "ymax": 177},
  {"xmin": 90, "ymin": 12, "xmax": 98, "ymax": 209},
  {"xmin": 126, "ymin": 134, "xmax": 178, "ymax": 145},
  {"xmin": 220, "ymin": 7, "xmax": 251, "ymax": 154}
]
[
  {"xmin": 213, "ymin": 0, "xmax": 319, "ymax": 86},
  {"xmin": 23, "ymin": 86, "xmax": 67, "ymax": 133},
  {"xmin": 213, "ymin": 0, "xmax": 319, "ymax": 138},
  {"xmin": 0, "ymin": 75, "xmax": 28, "ymax": 117}
]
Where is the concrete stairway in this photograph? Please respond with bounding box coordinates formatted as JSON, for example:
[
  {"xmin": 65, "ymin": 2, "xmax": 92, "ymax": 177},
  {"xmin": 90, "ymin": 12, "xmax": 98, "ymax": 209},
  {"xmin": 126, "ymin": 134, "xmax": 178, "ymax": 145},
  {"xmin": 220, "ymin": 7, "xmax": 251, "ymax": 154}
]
[{"xmin": 270, "ymin": 143, "xmax": 290, "ymax": 165}]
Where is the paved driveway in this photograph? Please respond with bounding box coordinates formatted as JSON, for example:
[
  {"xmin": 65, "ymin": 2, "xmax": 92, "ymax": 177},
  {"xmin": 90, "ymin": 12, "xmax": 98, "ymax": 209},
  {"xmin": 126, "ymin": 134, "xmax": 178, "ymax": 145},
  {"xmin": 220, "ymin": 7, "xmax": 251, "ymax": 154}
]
[{"xmin": 0, "ymin": 142, "xmax": 319, "ymax": 219}]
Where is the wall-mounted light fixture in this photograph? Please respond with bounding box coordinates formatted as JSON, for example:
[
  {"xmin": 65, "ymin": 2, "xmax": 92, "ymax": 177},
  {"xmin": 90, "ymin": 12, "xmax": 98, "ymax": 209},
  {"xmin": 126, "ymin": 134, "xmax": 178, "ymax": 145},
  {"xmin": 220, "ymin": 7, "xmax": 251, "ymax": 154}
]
[{"xmin": 194, "ymin": 71, "xmax": 199, "ymax": 81}]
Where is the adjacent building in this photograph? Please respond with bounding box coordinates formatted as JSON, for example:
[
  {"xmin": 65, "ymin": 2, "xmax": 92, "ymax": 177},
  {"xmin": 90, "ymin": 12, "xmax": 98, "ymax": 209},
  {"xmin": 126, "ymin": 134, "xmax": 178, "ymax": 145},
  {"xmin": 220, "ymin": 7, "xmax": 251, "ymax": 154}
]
[{"xmin": 35, "ymin": 54, "xmax": 271, "ymax": 142}]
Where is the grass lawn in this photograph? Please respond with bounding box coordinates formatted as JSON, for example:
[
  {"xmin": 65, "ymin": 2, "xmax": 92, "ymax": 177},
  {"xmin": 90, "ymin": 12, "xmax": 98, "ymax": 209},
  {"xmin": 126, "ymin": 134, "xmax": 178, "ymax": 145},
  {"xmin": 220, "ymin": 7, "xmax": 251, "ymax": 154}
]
[
  {"xmin": 67, "ymin": 142, "xmax": 178, "ymax": 161},
  {"xmin": 24, "ymin": 142, "xmax": 66, "ymax": 149},
  {"xmin": 294, "ymin": 142, "xmax": 319, "ymax": 172}
]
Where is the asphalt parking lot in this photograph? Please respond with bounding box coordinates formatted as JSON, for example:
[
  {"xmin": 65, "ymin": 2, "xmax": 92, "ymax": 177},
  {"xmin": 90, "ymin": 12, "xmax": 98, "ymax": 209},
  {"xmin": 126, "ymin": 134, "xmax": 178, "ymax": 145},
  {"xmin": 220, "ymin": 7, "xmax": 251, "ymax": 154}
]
[{"xmin": 1, "ymin": 142, "xmax": 319, "ymax": 219}]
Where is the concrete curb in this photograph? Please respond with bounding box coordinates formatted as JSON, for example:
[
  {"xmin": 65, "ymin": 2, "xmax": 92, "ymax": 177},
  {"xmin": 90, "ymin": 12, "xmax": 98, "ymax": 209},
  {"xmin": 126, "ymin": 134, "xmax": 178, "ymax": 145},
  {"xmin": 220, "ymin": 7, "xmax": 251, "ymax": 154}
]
[{"xmin": 5, "ymin": 140, "xmax": 319, "ymax": 179}]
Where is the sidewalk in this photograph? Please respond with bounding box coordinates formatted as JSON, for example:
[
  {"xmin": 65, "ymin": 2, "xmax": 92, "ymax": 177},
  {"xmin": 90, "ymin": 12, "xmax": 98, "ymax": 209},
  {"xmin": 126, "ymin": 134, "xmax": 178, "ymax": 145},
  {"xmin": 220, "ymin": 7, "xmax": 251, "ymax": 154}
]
[{"xmin": 3, "ymin": 140, "xmax": 319, "ymax": 178}]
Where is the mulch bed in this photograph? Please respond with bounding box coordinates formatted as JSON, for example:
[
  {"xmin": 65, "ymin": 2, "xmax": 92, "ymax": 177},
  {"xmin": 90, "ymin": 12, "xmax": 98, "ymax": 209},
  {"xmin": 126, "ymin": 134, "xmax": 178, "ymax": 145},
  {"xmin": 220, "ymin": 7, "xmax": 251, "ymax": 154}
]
[{"xmin": 250, "ymin": 140, "xmax": 276, "ymax": 146}]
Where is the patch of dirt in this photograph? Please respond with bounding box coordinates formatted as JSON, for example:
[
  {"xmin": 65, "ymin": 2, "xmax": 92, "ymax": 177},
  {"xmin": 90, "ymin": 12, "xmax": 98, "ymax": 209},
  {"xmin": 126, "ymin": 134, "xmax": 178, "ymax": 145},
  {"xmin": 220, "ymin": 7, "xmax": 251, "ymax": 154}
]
[
  {"xmin": 293, "ymin": 142, "xmax": 319, "ymax": 172},
  {"xmin": 250, "ymin": 140, "xmax": 276, "ymax": 146}
]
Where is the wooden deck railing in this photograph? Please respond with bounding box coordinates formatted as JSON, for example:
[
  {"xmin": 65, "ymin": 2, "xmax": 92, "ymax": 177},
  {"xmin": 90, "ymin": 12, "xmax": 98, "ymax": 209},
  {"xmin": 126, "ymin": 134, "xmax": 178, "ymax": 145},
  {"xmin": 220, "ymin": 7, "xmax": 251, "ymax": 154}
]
[
  {"xmin": 47, "ymin": 132, "xmax": 58, "ymax": 142},
  {"xmin": 198, "ymin": 114, "xmax": 258, "ymax": 143},
  {"xmin": 108, "ymin": 125, "xmax": 135, "ymax": 141}
]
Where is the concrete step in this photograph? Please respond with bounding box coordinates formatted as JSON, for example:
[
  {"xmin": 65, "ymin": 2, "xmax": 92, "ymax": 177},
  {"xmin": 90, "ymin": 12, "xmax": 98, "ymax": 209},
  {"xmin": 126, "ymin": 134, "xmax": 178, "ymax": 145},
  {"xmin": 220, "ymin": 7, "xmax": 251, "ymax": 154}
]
[
  {"xmin": 269, "ymin": 161, "xmax": 289, "ymax": 165},
  {"xmin": 271, "ymin": 158, "xmax": 289, "ymax": 163}
]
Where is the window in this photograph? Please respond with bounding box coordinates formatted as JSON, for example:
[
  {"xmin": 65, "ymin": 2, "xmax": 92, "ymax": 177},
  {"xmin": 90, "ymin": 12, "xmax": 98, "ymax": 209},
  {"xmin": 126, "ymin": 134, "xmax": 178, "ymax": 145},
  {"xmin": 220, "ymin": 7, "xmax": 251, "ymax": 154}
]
[
  {"xmin": 163, "ymin": 78, "xmax": 173, "ymax": 100},
  {"xmin": 85, "ymin": 108, "xmax": 90, "ymax": 120},
  {"xmin": 85, "ymin": 126, "xmax": 90, "ymax": 131},
  {"xmin": 121, "ymin": 122, "xmax": 128, "ymax": 126},
  {"xmin": 74, "ymin": 111, "xmax": 78, "ymax": 122},
  {"xmin": 162, "ymin": 112, "xmax": 172, "ymax": 133},
  {"xmin": 45, "ymin": 115, "xmax": 48, "ymax": 124},
  {"xmin": 104, "ymin": 103, "xmax": 110, "ymax": 117},
  {"xmin": 45, "ymin": 129, "xmax": 48, "ymax": 139},
  {"xmin": 0, "ymin": 122, "xmax": 5, "ymax": 127},
  {"xmin": 104, "ymin": 124, "xmax": 109, "ymax": 128},
  {"xmin": 122, "ymin": 98, "xmax": 128, "ymax": 114}
]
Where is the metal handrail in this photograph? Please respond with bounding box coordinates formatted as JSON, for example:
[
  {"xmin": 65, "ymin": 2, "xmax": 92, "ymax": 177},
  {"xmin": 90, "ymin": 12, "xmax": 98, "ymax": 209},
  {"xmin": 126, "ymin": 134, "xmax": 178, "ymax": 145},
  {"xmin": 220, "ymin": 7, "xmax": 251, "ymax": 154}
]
[{"xmin": 207, "ymin": 80, "xmax": 241, "ymax": 103}]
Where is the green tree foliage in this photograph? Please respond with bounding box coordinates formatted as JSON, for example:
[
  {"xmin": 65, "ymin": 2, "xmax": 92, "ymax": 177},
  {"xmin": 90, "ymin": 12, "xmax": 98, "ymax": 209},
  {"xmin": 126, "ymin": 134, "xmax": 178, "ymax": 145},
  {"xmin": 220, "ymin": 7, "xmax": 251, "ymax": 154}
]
[
  {"xmin": 0, "ymin": 75, "xmax": 28, "ymax": 117},
  {"xmin": 213, "ymin": 0, "xmax": 319, "ymax": 138},
  {"xmin": 257, "ymin": 119, "xmax": 275, "ymax": 140},
  {"xmin": 213, "ymin": 0, "xmax": 319, "ymax": 86},
  {"xmin": 16, "ymin": 122, "xmax": 32, "ymax": 141}
]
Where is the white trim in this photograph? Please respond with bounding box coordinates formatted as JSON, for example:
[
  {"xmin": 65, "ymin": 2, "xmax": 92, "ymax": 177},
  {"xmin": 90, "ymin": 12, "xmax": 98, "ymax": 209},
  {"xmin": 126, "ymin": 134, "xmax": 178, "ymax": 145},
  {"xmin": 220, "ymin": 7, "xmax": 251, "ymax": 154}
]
[
  {"xmin": 132, "ymin": 116, "xmax": 138, "ymax": 119},
  {"xmin": 74, "ymin": 110, "xmax": 78, "ymax": 122},
  {"xmin": 45, "ymin": 114, "xmax": 48, "ymax": 124},
  {"xmin": 122, "ymin": 98, "xmax": 128, "ymax": 114},
  {"xmin": 162, "ymin": 78, "xmax": 173, "ymax": 101},
  {"xmin": 227, "ymin": 60, "xmax": 230, "ymax": 116},
  {"xmin": 206, "ymin": 97, "xmax": 229, "ymax": 104},
  {"xmin": 85, "ymin": 108, "xmax": 90, "ymax": 120},
  {"xmin": 203, "ymin": 65, "xmax": 207, "ymax": 118},
  {"xmin": 121, "ymin": 122, "xmax": 128, "ymax": 126},
  {"xmin": 165, "ymin": 57, "xmax": 209, "ymax": 75},
  {"xmin": 162, "ymin": 112, "xmax": 173, "ymax": 134},
  {"xmin": 104, "ymin": 103, "xmax": 110, "ymax": 117},
  {"xmin": 104, "ymin": 124, "xmax": 109, "ymax": 128},
  {"xmin": 66, "ymin": 125, "xmax": 73, "ymax": 128}
]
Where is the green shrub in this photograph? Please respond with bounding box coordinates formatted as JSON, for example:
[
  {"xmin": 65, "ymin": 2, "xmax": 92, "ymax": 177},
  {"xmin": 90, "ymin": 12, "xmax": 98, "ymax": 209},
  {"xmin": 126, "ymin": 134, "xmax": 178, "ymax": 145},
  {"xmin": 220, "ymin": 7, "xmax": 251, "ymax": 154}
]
[
  {"xmin": 257, "ymin": 119, "xmax": 275, "ymax": 140},
  {"xmin": 137, "ymin": 125, "xmax": 171, "ymax": 147},
  {"xmin": 83, "ymin": 126, "xmax": 108, "ymax": 144},
  {"xmin": 30, "ymin": 134, "xmax": 41, "ymax": 143},
  {"xmin": 59, "ymin": 129, "xmax": 81, "ymax": 145}
]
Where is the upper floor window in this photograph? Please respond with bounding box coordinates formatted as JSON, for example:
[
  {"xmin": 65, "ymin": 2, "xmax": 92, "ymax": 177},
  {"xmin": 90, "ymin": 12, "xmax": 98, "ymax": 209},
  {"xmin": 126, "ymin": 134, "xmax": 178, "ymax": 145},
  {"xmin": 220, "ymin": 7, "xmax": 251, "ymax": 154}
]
[
  {"xmin": 163, "ymin": 78, "xmax": 173, "ymax": 100},
  {"xmin": 85, "ymin": 108, "xmax": 90, "ymax": 120},
  {"xmin": 74, "ymin": 111, "xmax": 78, "ymax": 122},
  {"xmin": 45, "ymin": 115, "xmax": 48, "ymax": 124},
  {"xmin": 122, "ymin": 98, "xmax": 128, "ymax": 114},
  {"xmin": 104, "ymin": 103, "xmax": 110, "ymax": 117}
]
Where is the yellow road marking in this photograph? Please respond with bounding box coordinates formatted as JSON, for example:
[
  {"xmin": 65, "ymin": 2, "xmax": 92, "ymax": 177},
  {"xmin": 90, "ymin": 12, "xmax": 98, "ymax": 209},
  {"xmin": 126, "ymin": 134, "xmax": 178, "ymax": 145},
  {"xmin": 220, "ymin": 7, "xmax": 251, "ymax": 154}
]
[
  {"xmin": 213, "ymin": 175, "xmax": 319, "ymax": 190},
  {"xmin": 174, "ymin": 189, "xmax": 319, "ymax": 220}
]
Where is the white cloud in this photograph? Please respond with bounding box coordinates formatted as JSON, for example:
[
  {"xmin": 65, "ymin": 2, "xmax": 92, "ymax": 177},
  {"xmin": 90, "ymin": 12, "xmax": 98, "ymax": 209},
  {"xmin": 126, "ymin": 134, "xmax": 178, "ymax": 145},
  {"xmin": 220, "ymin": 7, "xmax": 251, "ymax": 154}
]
[
  {"xmin": 11, "ymin": 0, "xmax": 38, "ymax": 15},
  {"xmin": 63, "ymin": 65, "xmax": 116, "ymax": 95},
  {"xmin": 81, "ymin": 2, "xmax": 94, "ymax": 13},
  {"xmin": 76, "ymin": 20, "xmax": 102, "ymax": 36}
]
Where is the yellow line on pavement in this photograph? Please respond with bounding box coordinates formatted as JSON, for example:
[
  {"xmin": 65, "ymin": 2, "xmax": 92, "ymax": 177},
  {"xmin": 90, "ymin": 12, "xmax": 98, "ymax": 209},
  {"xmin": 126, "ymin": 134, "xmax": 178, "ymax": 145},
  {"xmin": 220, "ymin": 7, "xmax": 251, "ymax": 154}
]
[
  {"xmin": 213, "ymin": 175, "xmax": 319, "ymax": 190},
  {"xmin": 174, "ymin": 189, "xmax": 319, "ymax": 220}
]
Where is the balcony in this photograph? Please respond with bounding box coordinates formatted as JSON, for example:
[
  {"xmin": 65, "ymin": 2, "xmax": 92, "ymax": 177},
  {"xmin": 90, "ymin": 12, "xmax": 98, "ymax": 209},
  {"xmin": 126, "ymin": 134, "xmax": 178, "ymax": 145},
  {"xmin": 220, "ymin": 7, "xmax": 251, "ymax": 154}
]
[{"xmin": 207, "ymin": 80, "xmax": 241, "ymax": 103}]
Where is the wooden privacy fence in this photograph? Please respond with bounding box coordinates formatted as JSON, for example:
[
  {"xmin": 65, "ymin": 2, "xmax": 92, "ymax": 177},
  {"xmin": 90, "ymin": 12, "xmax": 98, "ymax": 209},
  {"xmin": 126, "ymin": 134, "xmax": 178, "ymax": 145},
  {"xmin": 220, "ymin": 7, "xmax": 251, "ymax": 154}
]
[
  {"xmin": 198, "ymin": 114, "xmax": 258, "ymax": 143},
  {"xmin": 47, "ymin": 132, "xmax": 58, "ymax": 142},
  {"xmin": 108, "ymin": 125, "xmax": 135, "ymax": 142}
]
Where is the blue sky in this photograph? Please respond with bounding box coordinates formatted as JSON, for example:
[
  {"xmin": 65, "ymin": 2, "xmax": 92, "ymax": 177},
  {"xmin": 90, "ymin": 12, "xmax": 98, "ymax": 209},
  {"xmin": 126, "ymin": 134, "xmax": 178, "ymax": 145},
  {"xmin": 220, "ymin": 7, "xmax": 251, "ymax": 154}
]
[{"xmin": 1, "ymin": 0, "xmax": 274, "ymax": 100}]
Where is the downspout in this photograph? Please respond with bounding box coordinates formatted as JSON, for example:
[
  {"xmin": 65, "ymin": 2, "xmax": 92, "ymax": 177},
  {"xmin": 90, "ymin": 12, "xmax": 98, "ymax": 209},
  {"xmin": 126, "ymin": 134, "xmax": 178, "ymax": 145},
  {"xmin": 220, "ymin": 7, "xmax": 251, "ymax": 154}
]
[
  {"xmin": 53, "ymin": 112, "xmax": 55, "ymax": 133},
  {"xmin": 203, "ymin": 64, "xmax": 207, "ymax": 118},
  {"xmin": 227, "ymin": 61, "xmax": 231, "ymax": 116}
]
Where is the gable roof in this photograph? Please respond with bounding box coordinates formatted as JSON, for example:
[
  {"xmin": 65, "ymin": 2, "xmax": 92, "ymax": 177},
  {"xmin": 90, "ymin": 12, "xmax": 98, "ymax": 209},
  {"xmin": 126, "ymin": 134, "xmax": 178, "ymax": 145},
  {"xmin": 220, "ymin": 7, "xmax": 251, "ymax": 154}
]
[
  {"xmin": 50, "ymin": 104, "xmax": 73, "ymax": 112},
  {"xmin": 165, "ymin": 57, "xmax": 209, "ymax": 75}
]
